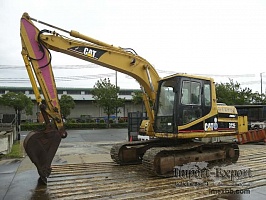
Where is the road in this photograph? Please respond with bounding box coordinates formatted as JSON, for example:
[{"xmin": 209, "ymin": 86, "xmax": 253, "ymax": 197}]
[{"xmin": 0, "ymin": 128, "xmax": 128, "ymax": 200}]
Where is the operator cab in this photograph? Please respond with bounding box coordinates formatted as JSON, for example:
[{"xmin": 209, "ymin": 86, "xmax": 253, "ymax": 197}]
[{"xmin": 154, "ymin": 74, "xmax": 213, "ymax": 134}]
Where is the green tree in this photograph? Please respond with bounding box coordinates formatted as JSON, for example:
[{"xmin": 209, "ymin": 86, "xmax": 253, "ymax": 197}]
[
  {"xmin": 132, "ymin": 91, "xmax": 143, "ymax": 105},
  {"xmin": 59, "ymin": 94, "xmax": 75, "ymax": 119},
  {"xmin": 0, "ymin": 92, "xmax": 33, "ymax": 140},
  {"xmin": 0, "ymin": 92, "xmax": 33, "ymax": 115},
  {"xmin": 132, "ymin": 90, "xmax": 146, "ymax": 113},
  {"xmin": 92, "ymin": 78, "xmax": 125, "ymax": 126},
  {"xmin": 215, "ymin": 79, "xmax": 265, "ymax": 105},
  {"xmin": 249, "ymin": 92, "xmax": 266, "ymax": 104}
]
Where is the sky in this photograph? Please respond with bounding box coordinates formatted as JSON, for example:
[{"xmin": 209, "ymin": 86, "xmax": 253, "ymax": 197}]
[{"xmin": 0, "ymin": 0, "xmax": 266, "ymax": 93}]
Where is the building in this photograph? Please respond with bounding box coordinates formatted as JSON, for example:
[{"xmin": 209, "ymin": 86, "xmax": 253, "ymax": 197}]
[{"xmin": 0, "ymin": 86, "xmax": 143, "ymax": 122}]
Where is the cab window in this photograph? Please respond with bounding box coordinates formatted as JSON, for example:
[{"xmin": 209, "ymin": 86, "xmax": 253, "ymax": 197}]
[{"xmin": 181, "ymin": 81, "xmax": 201, "ymax": 105}]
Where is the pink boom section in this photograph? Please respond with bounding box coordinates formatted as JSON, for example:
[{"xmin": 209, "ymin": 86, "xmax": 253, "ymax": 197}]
[{"xmin": 21, "ymin": 19, "xmax": 58, "ymax": 107}]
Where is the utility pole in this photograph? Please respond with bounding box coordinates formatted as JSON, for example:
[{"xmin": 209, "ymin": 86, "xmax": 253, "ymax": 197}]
[
  {"xmin": 115, "ymin": 71, "xmax": 117, "ymax": 88},
  {"xmin": 115, "ymin": 71, "xmax": 118, "ymax": 123},
  {"xmin": 261, "ymin": 72, "xmax": 264, "ymax": 96}
]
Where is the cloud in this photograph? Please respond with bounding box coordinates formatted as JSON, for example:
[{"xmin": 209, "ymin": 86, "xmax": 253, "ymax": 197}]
[{"xmin": 0, "ymin": 0, "xmax": 266, "ymax": 92}]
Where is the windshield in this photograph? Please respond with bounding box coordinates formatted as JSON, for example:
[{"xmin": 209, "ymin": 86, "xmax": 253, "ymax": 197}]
[
  {"xmin": 157, "ymin": 81, "xmax": 175, "ymax": 116},
  {"xmin": 155, "ymin": 79, "xmax": 176, "ymax": 133}
]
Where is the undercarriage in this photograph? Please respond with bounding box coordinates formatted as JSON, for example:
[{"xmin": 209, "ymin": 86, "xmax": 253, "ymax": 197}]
[{"xmin": 110, "ymin": 139, "xmax": 239, "ymax": 177}]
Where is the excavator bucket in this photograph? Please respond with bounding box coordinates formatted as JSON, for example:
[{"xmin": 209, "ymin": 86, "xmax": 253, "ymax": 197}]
[{"xmin": 23, "ymin": 127, "xmax": 61, "ymax": 184}]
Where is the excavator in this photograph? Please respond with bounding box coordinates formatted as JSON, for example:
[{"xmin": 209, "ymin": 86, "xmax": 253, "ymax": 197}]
[{"xmin": 20, "ymin": 12, "xmax": 240, "ymax": 184}]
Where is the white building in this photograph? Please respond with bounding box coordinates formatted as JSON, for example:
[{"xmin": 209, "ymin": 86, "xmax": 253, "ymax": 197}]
[{"xmin": 0, "ymin": 86, "xmax": 143, "ymax": 122}]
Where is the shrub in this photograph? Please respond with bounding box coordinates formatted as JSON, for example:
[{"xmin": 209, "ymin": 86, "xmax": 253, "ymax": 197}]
[
  {"xmin": 67, "ymin": 118, "xmax": 76, "ymax": 123},
  {"xmin": 65, "ymin": 123, "xmax": 108, "ymax": 129},
  {"xmin": 110, "ymin": 123, "xmax": 127, "ymax": 128},
  {"xmin": 99, "ymin": 119, "xmax": 105, "ymax": 123},
  {"xmin": 21, "ymin": 123, "xmax": 45, "ymax": 131},
  {"xmin": 89, "ymin": 119, "xmax": 95, "ymax": 123},
  {"xmin": 21, "ymin": 122, "xmax": 128, "ymax": 131}
]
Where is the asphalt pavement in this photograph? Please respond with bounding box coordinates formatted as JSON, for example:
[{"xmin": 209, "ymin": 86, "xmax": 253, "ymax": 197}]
[{"xmin": 0, "ymin": 129, "xmax": 128, "ymax": 200}]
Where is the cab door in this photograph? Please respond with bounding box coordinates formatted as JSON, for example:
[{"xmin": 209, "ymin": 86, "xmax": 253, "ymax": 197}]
[{"xmin": 177, "ymin": 78, "xmax": 212, "ymax": 130}]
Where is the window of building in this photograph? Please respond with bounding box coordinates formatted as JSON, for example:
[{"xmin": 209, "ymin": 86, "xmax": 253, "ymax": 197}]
[
  {"xmin": 85, "ymin": 90, "xmax": 92, "ymax": 94},
  {"xmin": 67, "ymin": 90, "xmax": 81, "ymax": 94},
  {"xmin": 119, "ymin": 90, "xmax": 134, "ymax": 95}
]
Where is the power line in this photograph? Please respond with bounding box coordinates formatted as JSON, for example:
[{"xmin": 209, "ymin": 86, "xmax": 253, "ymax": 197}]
[
  {"xmin": 0, "ymin": 65, "xmax": 264, "ymax": 86},
  {"xmin": 0, "ymin": 65, "xmax": 263, "ymax": 78},
  {"xmin": 195, "ymin": 73, "xmax": 256, "ymax": 78},
  {"xmin": 0, "ymin": 73, "xmax": 115, "ymax": 83},
  {"xmin": 0, "ymin": 64, "xmax": 100, "ymax": 69}
]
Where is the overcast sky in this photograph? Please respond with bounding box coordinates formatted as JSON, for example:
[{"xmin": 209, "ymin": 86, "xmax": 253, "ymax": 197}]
[{"xmin": 0, "ymin": 0, "xmax": 266, "ymax": 93}]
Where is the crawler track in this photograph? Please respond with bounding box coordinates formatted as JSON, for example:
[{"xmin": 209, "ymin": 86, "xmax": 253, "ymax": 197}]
[
  {"xmin": 110, "ymin": 140, "xmax": 158, "ymax": 165},
  {"xmin": 46, "ymin": 145, "xmax": 266, "ymax": 200}
]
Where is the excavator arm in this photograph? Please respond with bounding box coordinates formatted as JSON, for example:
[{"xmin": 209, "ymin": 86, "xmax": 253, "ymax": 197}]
[
  {"xmin": 20, "ymin": 12, "xmax": 160, "ymax": 182},
  {"xmin": 21, "ymin": 13, "xmax": 160, "ymax": 124}
]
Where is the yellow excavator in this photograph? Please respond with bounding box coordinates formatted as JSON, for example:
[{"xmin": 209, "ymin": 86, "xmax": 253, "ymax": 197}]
[{"xmin": 20, "ymin": 12, "xmax": 240, "ymax": 183}]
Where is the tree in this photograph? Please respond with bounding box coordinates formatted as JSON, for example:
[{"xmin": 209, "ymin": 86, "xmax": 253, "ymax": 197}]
[
  {"xmin": 59, "ymin": 94, "xmax": 75, "ymax": 119},
  {"xmin": 92, "ymin": 78, "xmax": 125, "ymax": 126},
  {"xmin": 132, "ymin": 90, "xmax": 147, "ymax": 113},
  {"xmin": 215, "ymin": 79, "xmax": 266, "ymax": 105},
  {"xmin": 249, "ymin": 92, "xmax": 266, "ymax": 104},
  {"xmin": 0, "ymin": 92, "xmax": 33, "ymax": 140},
  {"xmin": 132, "ymin": 91, "xmax": 143, "ymax": 105},
  {"xmin": 0, "ymin": 92, "xmax": 33, "ymax": 115}
]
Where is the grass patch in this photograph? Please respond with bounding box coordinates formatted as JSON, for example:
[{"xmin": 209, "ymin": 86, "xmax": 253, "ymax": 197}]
[{"xmin": 0, "ymin": 141, "xmax": 23, "ymax": 159}]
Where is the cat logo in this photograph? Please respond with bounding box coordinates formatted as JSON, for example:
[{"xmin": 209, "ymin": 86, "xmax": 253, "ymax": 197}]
[
  {"xmin": 84, "ymin": 48, "xmax": 97, "ymax": 58},
  {"xmin": 68, "ymin": 46, "xmax": 106, "ymax": 60},
  {"xmin": 204, "ymin": 117, "xmax": 218, "ymax": 131}
]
